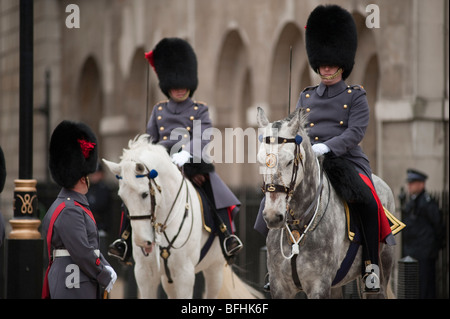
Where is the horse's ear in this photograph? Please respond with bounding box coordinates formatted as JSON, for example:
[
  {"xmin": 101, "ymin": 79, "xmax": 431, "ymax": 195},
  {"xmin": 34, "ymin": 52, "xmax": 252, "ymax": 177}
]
[
  {"xmin": 256, "ymin": 107, "xmax": 269, "ymax": 128},
  {"xmin": 287, "ymin": 107, "xmax": 302, "ymax": 135},
  {"xmin": 102, "ymin": 159, "xmax": 121, "ymax": 177}
]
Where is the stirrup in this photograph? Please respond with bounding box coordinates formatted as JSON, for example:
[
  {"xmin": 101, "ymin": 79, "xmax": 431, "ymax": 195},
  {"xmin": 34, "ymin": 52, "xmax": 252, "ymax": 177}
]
[
  {"xmin": 223, "ymin": 234, "xmax": 243, "ymax": 256},
  {"xmin": 108, "ymin": 238, "xmax": 128, "ymax": 261},
  {"xmin": 362, "ymin": 269, "xmax": 380, "ymax": 294}
]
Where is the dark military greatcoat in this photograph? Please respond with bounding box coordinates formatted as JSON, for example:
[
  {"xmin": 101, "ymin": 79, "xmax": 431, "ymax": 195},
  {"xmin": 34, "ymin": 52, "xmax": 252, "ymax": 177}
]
[
  {"xmin": 146, "ymin": 97, "xmax": 240, "ymax": 211},
  {"xmin": 403, "ymin": 190, "xmax": 443, "ymax": 260}
]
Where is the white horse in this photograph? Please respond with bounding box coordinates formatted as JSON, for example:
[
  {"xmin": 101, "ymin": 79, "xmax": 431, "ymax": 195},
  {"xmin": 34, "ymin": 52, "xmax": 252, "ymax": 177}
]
[{"xmin": 103, "ymin": 135, "xmax": 258, "ymax": 299}]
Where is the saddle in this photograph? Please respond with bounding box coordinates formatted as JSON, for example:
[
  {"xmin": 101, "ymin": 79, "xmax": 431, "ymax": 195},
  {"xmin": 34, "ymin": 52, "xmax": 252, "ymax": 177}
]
[
  {"xmin": 343, "ymin": 201, "xmax": 404, "ymax": 244},
  {"xmin": 194, "ymin": 183, "xmax": 238, "ymax": 263}
]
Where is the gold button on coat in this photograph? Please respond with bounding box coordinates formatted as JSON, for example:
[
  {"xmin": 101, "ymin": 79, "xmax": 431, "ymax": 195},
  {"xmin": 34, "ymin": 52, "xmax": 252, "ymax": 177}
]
[
  {"xmin": 158, "ymin": 106, "xmax": 163, "ymax": 111},
  {"xmin": 306, "ymin": 94, "xmax": 310, "ymax": 98},
  {"xmin": 343, "ymin": 104, "xmax": 348, "ymax": 109},
  {"xmin": 157, "ymin": 116, "xmax": 162, "ymax": 120},
  {"xmin": 347, "ymin": 89, "xmax": 352, "ymax": 94},
  {"xmin": 160, "ymin": 126, "xmax": 164, "ymax": 131},
  {"xmin": 340, "ymin": 121, "xmax": 344, "ymax": 125},
  {"xmin": 310, "ymin": 123, "xmax": 314, "ymax": 127},
  {"xmin": 190, "ymin": 116, "xmax": 194, "ymax": 120},
  {"xmin": 306, "ymin": 108, "xmax": 311, "ymax": 112},
  {"xmin": 315, "ymin": 137, "xmax": 319, "ymax": 141}
]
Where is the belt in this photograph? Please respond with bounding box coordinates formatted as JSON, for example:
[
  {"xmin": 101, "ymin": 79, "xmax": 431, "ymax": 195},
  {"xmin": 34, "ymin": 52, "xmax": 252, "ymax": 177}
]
[{"xmin": 53, "ymin": 249, "xmax": 100, "ymax": 259}]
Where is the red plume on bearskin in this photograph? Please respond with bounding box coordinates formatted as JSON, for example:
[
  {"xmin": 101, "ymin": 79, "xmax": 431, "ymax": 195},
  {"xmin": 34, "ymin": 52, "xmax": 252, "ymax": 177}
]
[
  {"xmin": 49, "ymin": 121, "xmax": 98, "ymax": 188},
  {"xmin": 145, "ymin": 51, "xmax": 155, "ymax": 70}
]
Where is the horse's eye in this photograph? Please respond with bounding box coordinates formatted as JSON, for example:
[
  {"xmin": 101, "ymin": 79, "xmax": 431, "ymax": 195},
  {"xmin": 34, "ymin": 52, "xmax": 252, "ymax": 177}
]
[
  {"xmin": 141, "ymin": 192, "xmax": 149, "ymax": 199},
  {"xmin": 287, "ymin": 160, "xmax": 293, "ymax": 166}
]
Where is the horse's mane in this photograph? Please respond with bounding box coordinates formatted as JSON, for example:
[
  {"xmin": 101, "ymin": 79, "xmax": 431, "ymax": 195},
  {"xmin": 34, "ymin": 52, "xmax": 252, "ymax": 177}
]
[
  {"xmin": 283, "ymin": 109, "xmax": 311, "ymax": 145},
  {"xmin": 121, "ymin": 134, "xmax": 169, "ymax": 162}
]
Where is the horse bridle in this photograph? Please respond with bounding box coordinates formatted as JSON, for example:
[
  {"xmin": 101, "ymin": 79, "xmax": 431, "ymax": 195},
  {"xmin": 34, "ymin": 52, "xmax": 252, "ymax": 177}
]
[
  {"xmin": 261, "ymin": 134, "xmax": 304, "ymax": 219},
  {"xmin": 116, "ymin": 168, "xmax": 161, "ymax": 227},
  {"xmin": 116, "ymin": 165, "xmax": 192, "ymax": 283},
  {"xmin": 261, "ymin": 133, "xmax": 325, "ymax": 232}
]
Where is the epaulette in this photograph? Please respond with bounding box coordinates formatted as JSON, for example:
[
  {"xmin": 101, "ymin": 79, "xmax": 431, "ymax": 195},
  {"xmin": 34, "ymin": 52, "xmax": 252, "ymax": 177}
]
[
  {"xmin": 349, "ymin": 85, "xmax": 365, "ymax": 91},
  {"xmin": 156, "ymin": 100, "xmax": 169, "ymax": 106},
  {"xmin": 302, "ymin": 85, "xmax": 318, "ymax": 92},
  {"xmin": 194, "ymin": 100, "xmax": 207, "ymax": 106}
]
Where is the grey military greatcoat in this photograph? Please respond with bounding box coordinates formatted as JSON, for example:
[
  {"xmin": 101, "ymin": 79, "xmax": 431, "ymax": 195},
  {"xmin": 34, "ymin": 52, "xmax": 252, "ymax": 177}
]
[
  {"xmin": 296, "ymin": 80, "xmax": 373, "ymax": 179},
  {"xmin": 146, "ymin": 97, "xmax": 240, "ymax": 210},
  {"xmin": 42, "ymin": 188, "xmax": 112, "ymax": 298}
]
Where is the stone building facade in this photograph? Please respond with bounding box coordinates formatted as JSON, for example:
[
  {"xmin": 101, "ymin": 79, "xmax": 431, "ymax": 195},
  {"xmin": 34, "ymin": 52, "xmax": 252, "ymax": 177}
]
[{"xmin": 1, "ymin": 0, "xmax": 448, "ymax": 230}]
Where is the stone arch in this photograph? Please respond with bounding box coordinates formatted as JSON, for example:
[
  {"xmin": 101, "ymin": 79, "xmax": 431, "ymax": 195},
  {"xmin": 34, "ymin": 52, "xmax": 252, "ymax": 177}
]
[
  {"xmin": 215, "ymin": 29, "xmax": 250, "ymax": 128},
  {"xmin": 269, "ymin": 22, "xmax": 308, "ymax": 120},
  {"xmin": 214, "ymin": 29, "xmax": 254, "ymax": 186},
  {"xmin": 350, "ymin": 12, "xmax": 380, "ymax": 173},
  {"xmin": 77, "ymin": 56, "xmax": 103, "ymax": 154},
  {"xmin": 124, "ymin": 47, "xmax": 152, "ymax": 135}
]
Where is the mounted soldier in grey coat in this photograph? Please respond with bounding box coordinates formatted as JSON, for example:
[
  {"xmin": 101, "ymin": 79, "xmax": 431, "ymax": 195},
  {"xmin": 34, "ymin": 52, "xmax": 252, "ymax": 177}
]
[{"xmin": 108, "ymin": 38, "xmax": 242, "ymax": 264}]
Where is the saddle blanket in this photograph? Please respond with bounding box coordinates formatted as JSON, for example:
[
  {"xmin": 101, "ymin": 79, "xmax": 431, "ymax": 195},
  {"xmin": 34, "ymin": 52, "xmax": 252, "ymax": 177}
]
[{"xmin": 344, "ymin": 201, "xmax": 405, "ymax": 243}]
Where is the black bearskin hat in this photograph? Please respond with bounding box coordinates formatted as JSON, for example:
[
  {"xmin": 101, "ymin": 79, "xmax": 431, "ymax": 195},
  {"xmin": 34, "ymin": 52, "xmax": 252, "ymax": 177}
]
[
  {"xmin": 305, "ymin": 5, "xmax": 357, "ymax": 80},
  {"xmin": 146, "ymin": 38, "xmax": 198, "ymax": 98},
  {"xmin": 49, "ymin": 120, "xmax": 98, "ymax": 189}
]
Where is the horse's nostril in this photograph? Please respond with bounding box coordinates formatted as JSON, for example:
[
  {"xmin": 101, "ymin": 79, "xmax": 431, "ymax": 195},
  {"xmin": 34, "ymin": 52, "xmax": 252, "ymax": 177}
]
[{"xmin": 277, "ymin": 214, "xmax": 283, "ymax": 222}]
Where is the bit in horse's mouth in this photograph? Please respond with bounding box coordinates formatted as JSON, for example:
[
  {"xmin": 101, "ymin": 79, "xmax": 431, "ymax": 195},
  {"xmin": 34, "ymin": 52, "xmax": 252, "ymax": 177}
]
[{"xmin": 140, "ymin": 241, "xmax": 154, "ymax": 256}]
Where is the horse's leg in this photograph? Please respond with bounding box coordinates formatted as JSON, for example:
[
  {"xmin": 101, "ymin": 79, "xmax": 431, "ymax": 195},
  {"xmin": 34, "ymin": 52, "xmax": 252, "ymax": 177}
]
[
  {"xmin": 202, "ymin": 262, "xmax": 224, "ymax": 298},
  {"xmin": 269, "ymin": 275, "xmax": 298, "ymax": 298},
  {"xmin": 134, "ymin": 259, "xmax": 159, "ymax": 298},
  {"xmin": 302, "ymin": 278, "xmax": 332, "ymax": 299},
  {"xmin": 162, "ymin": 263, "xmax": 196, "ymax": 298}
]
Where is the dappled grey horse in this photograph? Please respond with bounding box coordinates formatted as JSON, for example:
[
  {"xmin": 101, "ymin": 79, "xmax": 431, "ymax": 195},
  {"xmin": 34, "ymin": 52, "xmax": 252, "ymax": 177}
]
[{"xmin": 257, "ymin": 107, "xmax": 396, "ymax": 299}]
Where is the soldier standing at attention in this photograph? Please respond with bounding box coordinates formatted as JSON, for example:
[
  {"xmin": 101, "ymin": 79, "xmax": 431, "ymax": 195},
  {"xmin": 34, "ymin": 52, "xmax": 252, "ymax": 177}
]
[{"xmin": 42, "ymin": 121, "xmax": 117, "ymax": 299}]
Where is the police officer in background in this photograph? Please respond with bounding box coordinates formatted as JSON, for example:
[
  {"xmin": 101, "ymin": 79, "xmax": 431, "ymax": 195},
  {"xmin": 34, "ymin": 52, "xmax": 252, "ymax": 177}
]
[
  {"xmin": 42, "ymin": 121, "xmax": 117, "ymax": 299},
  {"xmin": 109, "ymin": 38, "xmax": 243, "ymax": 264},
  {"xmin": 402, "ymin": 169, "xmax": 444, "ymax": 298}
]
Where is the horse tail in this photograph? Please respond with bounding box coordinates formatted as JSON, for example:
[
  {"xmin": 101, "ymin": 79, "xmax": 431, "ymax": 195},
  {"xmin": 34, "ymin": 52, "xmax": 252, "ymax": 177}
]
[{"xmin": 218, "ymin": 265, "xmax": 264, "ymax": 299}]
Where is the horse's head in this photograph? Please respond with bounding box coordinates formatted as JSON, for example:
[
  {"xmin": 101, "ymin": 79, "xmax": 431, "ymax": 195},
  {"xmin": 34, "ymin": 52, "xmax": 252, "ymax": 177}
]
[
  {"xmin": 257, "ymin": 107, "xmax": 311, "ymax": 229},
  {"xmin": 103, "ymin": 135, "xmax": 170, "ymax": 254}
]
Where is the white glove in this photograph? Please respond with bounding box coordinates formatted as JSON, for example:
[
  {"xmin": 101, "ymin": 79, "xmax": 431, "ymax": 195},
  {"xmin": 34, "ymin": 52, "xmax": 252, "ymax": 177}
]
[
  {"xmin": 105, "ymin": 265, "xmax": 117, "ymax": 293},
  {"xmin": 311, "ymin": 143, "xmax": 330, "ymax": 156},
  {"xmin": 171, "ymin": 150, "xmax": 192, "ymax": 167}
]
